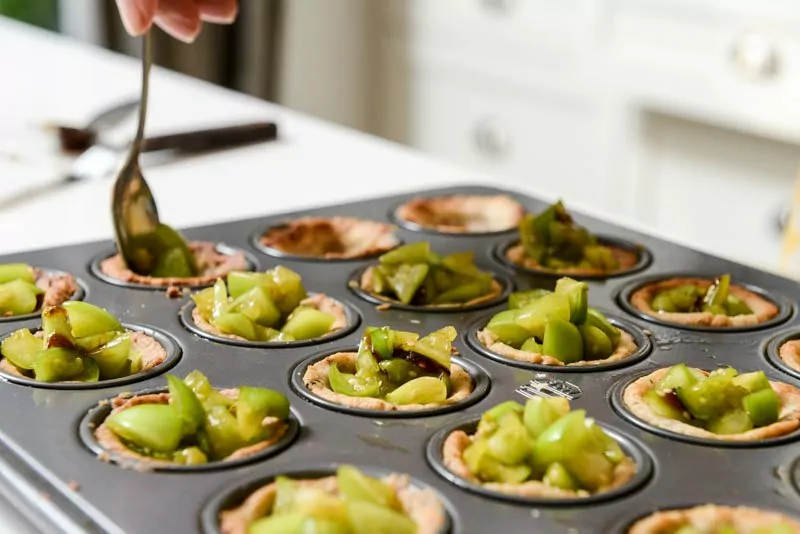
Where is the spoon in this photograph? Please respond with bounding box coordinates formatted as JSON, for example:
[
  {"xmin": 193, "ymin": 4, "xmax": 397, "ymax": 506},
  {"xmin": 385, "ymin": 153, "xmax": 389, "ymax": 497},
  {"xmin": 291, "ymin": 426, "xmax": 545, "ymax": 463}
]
[{"xmin": 111, "ymin": 32, "xmax": 195, "ymax": 276}]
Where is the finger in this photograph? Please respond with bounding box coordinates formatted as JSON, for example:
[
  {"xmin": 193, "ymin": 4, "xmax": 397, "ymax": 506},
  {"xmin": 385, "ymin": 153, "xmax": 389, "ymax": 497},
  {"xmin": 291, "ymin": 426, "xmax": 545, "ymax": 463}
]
[
  {"xmin": 154, "ymin": 0, "xmax": 202, "ymax": 42},
  {"xmin": 197, "ymin": 0, "xmax": 238, "ymax": 23},
  {"xmin": 115, "ymin": 0, "xmax": 158, "ymax": 36}
]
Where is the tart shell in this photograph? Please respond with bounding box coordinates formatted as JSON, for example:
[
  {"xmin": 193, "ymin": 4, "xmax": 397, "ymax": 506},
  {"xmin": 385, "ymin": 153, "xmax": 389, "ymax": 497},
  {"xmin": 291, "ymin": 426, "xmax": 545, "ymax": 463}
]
[
  {"xmin": 191, "ymin": 293, "xmax": 347, "ymax": 342},
  {"xmin": 395, "ymin": 194, "xmax": 525, "ymax": 233},
  {"xmin": 627, "ymin": 504, "xmax": 800, "ymax": 533},
  {"xmin": 219, "ymin": 472, "xmax": 447, "ymax": 534},
  {"xmin": 505, "ymin": 243, "xmax": 640, "ymax": 276},
  {"xmin": 302, "ymin": 351, "xmax": 473, "ymax": 412},
  {"xmin": 99, "ymin": 241, "xmax": 248, "ymax": 288},
  {"xmin": 779, "ymin": 340, "xmax": 800, "ymax": 374},
  {"xmin": 629, "ymin": 277, "xmax": 779, "ymax": 328},
  {"xmin": 93, "ymin": 388, "xmax": 287, "ymax": 467},
  {"xmin": 622, "ymin": 367, "xmax": 800, "ymax": 442},
  {"xmin": 259, "ymin": 217, "xmax": 399, "ymax": 260},
  {"xmin": 441, "ymin": 429, "xmax": 637, "ymax": 499},
  {"xmin": 476, "ymin": 326, "xmax": 637, "ymax": 367}
]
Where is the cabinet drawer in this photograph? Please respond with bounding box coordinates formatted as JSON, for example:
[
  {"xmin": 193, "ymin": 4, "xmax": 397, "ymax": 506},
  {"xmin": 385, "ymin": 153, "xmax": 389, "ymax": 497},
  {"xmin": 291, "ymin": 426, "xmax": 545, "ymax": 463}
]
[{"xmin": 379, "ymin": 51, "xmax": 606, "ymax": 211}]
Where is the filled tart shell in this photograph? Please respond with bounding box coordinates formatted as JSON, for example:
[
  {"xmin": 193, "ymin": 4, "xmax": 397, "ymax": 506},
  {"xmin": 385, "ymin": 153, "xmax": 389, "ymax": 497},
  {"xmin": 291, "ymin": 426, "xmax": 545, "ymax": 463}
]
[
  {"xmin": 627, "ymin": 504, "xmax": 800, "ymax": 533},
  {"xmin": 192, "ymin": 293, "xmax": 347, "ymax": 342},
  {"xmin": 219, "ymin": 472, "xmax": 447, "ymax": 534},
  {"xmin": 359, "ymin": 266, "xmax": 503, "ymax": 309},
  {"xmin": 100, "ymin": 241, "xmax": 248, "ymax": 288},
  {"xmin": 476, "ymin": 326, "xmax": 637, "ymax": 367},
  {"xmin": 441, "ymin": 429, "xmax": 636, "ymax": 499},
  {"xmin": 302, "ymin": 351, "xmax": 473, "ymax": 411},
  {"xmin": 396, "ymin": 194, "xmax": 524, "ymax": 233},
  {"xmin": 629, "ymin": 277, "xmax": 779, "ymax": 328},
  {"xmin": 0, "ymin": 330, "xmax": 166, "ymax": 379},
  {"xmin": 505, "ymin": 243, "xmax": 640, "ymax": 276},
  {"xmin": 260, "ymin": 217, "xmax": 399, "ymax": 259},
  {"xmin": 93, "ymin": 388, "xmax": 287, "ymax": 467},
  {"xmin": 623, "ymin": 367, "xmax": 800, "ymax": 441}
]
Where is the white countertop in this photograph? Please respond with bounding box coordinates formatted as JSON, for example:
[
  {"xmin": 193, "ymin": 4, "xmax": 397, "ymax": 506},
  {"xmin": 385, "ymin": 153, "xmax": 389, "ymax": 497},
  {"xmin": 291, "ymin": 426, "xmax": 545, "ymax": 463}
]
[{"xmin": 0, "ymin": 16, "xmax": 671, "ymax": 534}]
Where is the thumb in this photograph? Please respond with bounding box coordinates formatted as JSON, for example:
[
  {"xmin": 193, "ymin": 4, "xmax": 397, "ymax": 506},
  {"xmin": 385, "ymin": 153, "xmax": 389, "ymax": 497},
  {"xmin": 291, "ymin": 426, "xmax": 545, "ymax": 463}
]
[{"xmin": 115, "ymin": 0, "xmax": 158, "ymax": 36}]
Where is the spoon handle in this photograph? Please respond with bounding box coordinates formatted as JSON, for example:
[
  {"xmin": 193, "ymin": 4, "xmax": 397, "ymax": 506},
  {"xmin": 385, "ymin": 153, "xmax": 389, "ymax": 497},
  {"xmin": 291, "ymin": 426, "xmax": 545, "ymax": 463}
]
[{"xmin": 129, "ymin": 31, "xmax": 152, "ymax": 160}]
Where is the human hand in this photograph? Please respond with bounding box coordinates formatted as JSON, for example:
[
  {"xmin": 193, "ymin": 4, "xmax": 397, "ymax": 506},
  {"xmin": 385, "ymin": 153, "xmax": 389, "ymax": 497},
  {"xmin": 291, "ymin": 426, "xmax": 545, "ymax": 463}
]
[{"xmin": 114, "ymin": 0, "xmax": 238, "ymax": 43}]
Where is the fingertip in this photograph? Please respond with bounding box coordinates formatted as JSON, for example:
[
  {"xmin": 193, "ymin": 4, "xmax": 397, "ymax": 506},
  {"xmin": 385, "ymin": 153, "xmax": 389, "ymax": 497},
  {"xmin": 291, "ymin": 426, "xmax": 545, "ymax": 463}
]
[{"xmin": 198, "ymin": 0, "xmax": 238, "ymax": 23}]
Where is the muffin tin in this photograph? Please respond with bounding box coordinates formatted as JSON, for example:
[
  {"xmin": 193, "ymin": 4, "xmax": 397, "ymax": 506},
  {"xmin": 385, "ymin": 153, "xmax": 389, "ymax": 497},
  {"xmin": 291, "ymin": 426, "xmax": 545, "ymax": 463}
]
[{"xmin": 1, "ymin": 184, "xmax": 800, "ymax": 533}]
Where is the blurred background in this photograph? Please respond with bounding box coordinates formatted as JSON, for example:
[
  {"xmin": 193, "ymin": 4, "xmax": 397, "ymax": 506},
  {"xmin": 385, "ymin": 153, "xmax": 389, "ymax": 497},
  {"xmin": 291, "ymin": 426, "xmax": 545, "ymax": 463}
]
[{"xmin": 2, "ymin": 0, "xmax": 799, "ymax": 274}]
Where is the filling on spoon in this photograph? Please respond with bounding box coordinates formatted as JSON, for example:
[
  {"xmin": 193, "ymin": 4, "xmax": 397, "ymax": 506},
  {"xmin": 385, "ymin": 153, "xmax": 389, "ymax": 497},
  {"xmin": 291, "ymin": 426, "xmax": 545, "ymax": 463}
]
[
  {"xmin": 191, "ymin": 268, "xmax": 344, "ymax": 343},
  {"xmin": 260, "ymin": 217, "xmax": 400, "ymax": 259},
  {"xmin": 219, "ymin": 465, "xmax": 447, "ymax": 534},
  {"xmin": 442, "ymin": 399, "xmax": 637, "ymax": 498},
  {"xmin": 624, "ymin": 364, "xmax": 800, "ymax": 441},
  {"xmin": 395, "ymin": 194, "xmax": 525, "ymax": 233},
  {"xmin": 358, "ymin": 242, "xmax": 502, "ymax": 307},
  {"xmin": 0, "ymin": 263, "xmax": 78, "ymax": 317},
  {"xmin": 100, "ymin": 223, "xmax": 248, "ymax": 287},
  {"xmin": 95, "ymin": 370, "xmax": 291, "ymax": 466},
  {"xmin": 302, "ymin": 326, "xmax": 473, "ymax": 411},
  {"xmin": 506, "ymin": 200, "xmax": 639, "ymax": 276},
  {"xmin": 478, "ymin": 277, "xmax": 637, "ymax": 366},
  {"xmin": 627, "ymin": 505, "xmax": 800, "ymax": 534},
  {"xmin": 629, "ymin": 274, "xmax": 779, "ymax": 328},
  {"xmin": 0, "ymin": 302, "xmax": 165, "ymax": 383}
]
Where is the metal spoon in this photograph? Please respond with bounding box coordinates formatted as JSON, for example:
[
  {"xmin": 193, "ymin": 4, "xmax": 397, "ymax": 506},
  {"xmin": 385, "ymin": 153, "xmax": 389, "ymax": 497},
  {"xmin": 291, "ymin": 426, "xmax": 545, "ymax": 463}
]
[{"xmin": 111, "ymin": 32, "xmax": 191, "ymax": 275}]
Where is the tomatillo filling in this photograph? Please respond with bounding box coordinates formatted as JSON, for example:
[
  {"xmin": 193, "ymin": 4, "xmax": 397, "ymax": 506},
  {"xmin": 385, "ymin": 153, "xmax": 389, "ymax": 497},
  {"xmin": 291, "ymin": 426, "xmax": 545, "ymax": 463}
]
[
  {"xmin": 363, "ymin": 242, "xmax": 496, "ymax": 306},
  {"xmin": 246, "ymin": 465, "xmax": 418, "ymax": 534},
  {"xmin": 123, "ymin": 223, "xmax": 199, "ymax": 278},
  {"xmin": 104, "ymin": 370, "xmax": 290, "ymax": 464},
  {"xmin": 0, "ymin": 302, "xmax": 147, "ymax": 383},
  {"xmin": 0, "ymin": 263, "xmax": 43, "ymax": 316},
  {"xmin": 192, "ymin": 267, "xmax": 336, "ymax": 342},
  {"xmin": 327, "ymin": 326, "xmax": 456, "ymax": 404},
  {"xmin": 518, "ymin": 200, "xmax": 619, "ymax": 271},
  {"xmin": 461, "ymin": 399, "xmax": 632, "ymax": 491},
  {"xmin": 483, "ymin": 278, "xmax": 622, "ymax": 363},
  {"xmin": 650, "ymin": 274, "xmax": 753, "ymax": 316},
  {"xmin": 642, "ymin": 364, "xmax": 781, "ymax": 434}
]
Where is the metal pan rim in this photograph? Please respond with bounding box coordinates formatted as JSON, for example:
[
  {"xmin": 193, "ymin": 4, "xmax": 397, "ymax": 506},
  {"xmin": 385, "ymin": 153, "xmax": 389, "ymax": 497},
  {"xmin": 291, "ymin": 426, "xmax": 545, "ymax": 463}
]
[
  {"xmin": 289, "ymin": 349, "xmax": 491, "ymax": 419},
  {"xmin": 179, "ymin": 294, "xmax": 362, "ymax": 349},
  {"xmin": 88, "ymin": 243, "xmax": 260, "ymax": 291},
  {"xmin": 0, "ymin": 323, "xmax": 182, "ymax": 390},
  {"xmin": 464, "ymin": 309, "xmax": 653, "ymax": 373},
  {"xmin": 765, "ymin": 328, "xmax": 800, "ymax": 381},
  {"xmin": 615, "ymin": 273, "xmax": 793, "ymax": 333},
  {"xmin": 609, "ymin": 370, "xmax": 800, "ymax": 448},
  {"xmin": 425, "ymin": 415, "xmax": 654, "ymax": 506}
]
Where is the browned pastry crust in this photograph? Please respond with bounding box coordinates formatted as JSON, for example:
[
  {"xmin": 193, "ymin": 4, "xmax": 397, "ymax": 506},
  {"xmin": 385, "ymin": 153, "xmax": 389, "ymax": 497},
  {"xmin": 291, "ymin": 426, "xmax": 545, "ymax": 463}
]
[
  {"xmin": 779, "ymin": 339, "xmax": 800, "ymax": 373},
  {"xmin": 93, "ymin": 388, "xmax": 287, "ymax": 467},
  {"xmin": 505, "ymin": 243, "xmax": 639, "ymax": 276},
  {"xmin": 629, "ymin": 277, "xmax": 779, "ymax": 327},
  {"xmin": 219, "ymin": 473, "xmax": 447, "ymax": 534},
  {"xmin": 623, "ymin": 367, "xmax": 800, "ymax": 441},
  {"xmin": 192, "ymin": 293, "xmax": 347, "ymax": 341},
  {"xmin": 476, "ymin": 327, "xmax": 637, "ymax": 367},
  {"xmin": 260, "ymin": 217, "xmax": 399, "ymax": 259},
  {"xmin": 359, "ymin": 266, "xmax": 502, "ymax": 309},
  {"xmin": 33, "ymin": 267, "xmax": 78, "ymax": 309},
  {"xmin": 396, "ymin": 194, "xmax": 525, "ymax": 233},
  {"xmin": 302, "ymin": 351, "xmax": 472, "ymax": 411},
  {"xmin": 100, "ymin": 241, "xmax": 247, "ymax": 287},
  {"xmin": 627, "ymin": 504, "xmax": 800, "ymax": 533},
  {"xmin": 0, "ymin": 330, "xmax": 166, "ymax": 379},
  {"xmin": 442, "ymin": 429, "xmax": 636, "ymax": 499}
]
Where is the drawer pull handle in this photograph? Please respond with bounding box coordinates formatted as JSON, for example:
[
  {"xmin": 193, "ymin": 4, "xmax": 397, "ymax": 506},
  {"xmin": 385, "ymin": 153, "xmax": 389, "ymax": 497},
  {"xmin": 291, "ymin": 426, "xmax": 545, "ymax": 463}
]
[
  {"xmin": 731, "ymin": 32, "xmax": 780, "ymax": 80},
  {"xmin": 473, "ymin": 119, "xmax": 510, "ymax": 157}
]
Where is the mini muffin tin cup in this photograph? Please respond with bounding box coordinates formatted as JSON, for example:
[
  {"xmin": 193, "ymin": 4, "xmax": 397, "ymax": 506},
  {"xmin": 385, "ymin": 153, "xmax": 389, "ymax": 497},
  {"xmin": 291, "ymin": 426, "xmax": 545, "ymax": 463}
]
[
  {"xmin": 425, "ymin": 416, "xmax": 654, "ymax": 506},
  {"xmin": 200, "ymin": 465, "xmax": 456, "ymax": 534},
  {"xmin": 388, "ymin": 200, "xmax": 520, "ymax": 237},
  {"xmin": 79, "ymin": 387, "xmax": 301, "ymax": 473},
  {"xmin": 347, "ymin": 265, "xmax": 514, "ymax": 313},
  {"xmin": 465, "ymin": 309, "xmax": 653, "ymax": 373},
  {"xmin": 493, "ymin": 235, "xmax": 653, "ymax": 280},
  {"xmin": 765, "ymin": 329, "xmax": 800, "ymax": 381},
  {"xmin": 88, "ymin": 243, "xmax": 260, "ymax": 290},
  {"xmin": 0, "ymin": 322, "xmax": 181, "ymax": 390},
  {"xmin": 616, "ymin": 272, "xmax": 794, "ymax": 333},
  {"xmin": 0, "ymin": 269, "xmax": 88, "ymax": 324},
  {"xmin": 1, "ymin": 185, "xmax": 800, "ymax": 533},
  {"xmin": 178, "ymin": 293, "xmax": 362, "ymax": 348},
  {"xmin": 289, "ymin": 350, "xmax": 491, "ymax": 418},
  {"xmin": 609, "ymin": 370, "xmax": 800, "ymax": 448}
]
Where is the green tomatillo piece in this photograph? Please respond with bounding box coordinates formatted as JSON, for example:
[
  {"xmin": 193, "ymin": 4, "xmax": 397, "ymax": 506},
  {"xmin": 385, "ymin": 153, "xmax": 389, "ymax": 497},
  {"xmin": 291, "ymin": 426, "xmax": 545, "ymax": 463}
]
[
  {"xmin": 166, "ymin": 374, "xmax": 205, "ymax": 437},
  {"xmin": 0, "ymin": 280, "xmax": 40, "ymax": 316},
  {"xmin": 1, "ymin": 329, "xmax": 42, "ymax": 370},
  {"xmin": 329, "ymin": 363, "xmax": 381, "ymax": 398},
  {"xmin": 742, "ymin": 388, "xmax": 780, "ymax": 427},
  {"xmin": 62, "ymin": 301, "xmax": 123, "ymax": 338},
  {"xmin": 555, "ymin": 277, "xmax": 588, "ymax": 324},
  {"xmin": 384, "ymin": 376, "xmax": 447, "ymax": 405},
  {"xmin": 236, "ymin": 386, "xmax": 290, "ymax": 441},
  {"xmin": 281, "ymin": 307, "xmax": 335, "ymax": 341},
  {"xmin": 0, "ymin": 263, "xmax": 34, "ymax": 284},
  {"xmin": 106, "ymin": 404, "xmax": 183, "ymax": 453},
  {"xmin": 89, "ymin": 334, "xmax": 132, "ymax": 379},
  {"xmin": 32, "ymin": 347, "xmax": 85, "ymax": 382},
  {"xmin": 542, "ymin": 318, "xmax": 583, "ymax": 364},
  {"xmin": 336, "ymin": 464, "xmax": 400, "ymax": 510}
]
